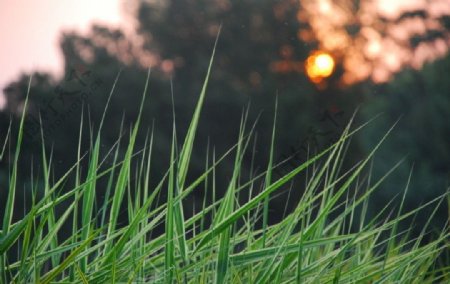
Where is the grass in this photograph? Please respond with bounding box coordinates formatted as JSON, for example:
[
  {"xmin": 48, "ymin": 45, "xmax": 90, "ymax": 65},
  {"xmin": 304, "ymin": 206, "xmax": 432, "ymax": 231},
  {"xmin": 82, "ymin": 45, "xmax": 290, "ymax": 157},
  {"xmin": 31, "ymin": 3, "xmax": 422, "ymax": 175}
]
[{"xmin": 0, "ymin": 43, "xmax": 449, "ymax": 283}]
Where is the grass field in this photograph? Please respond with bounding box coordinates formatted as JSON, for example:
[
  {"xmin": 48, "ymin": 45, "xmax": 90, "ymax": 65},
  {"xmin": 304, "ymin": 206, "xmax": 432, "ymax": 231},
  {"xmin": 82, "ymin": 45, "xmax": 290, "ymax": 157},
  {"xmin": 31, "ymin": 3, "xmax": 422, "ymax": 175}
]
[{"xmin": 1, "ymin": 46, "xmax": 449, "ymax": 283}]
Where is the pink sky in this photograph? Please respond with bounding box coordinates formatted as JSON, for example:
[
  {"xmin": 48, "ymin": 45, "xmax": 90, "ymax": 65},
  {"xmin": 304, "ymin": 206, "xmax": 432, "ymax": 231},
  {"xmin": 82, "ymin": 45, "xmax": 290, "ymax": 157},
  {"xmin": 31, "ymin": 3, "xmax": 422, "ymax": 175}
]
[
  {"xmin": 1, "ymin": 0, "xmax": 448, "ymax": 108},
  {"xmin": 0, "ymin": 0, "xmax": 128, "ymax": 108}
]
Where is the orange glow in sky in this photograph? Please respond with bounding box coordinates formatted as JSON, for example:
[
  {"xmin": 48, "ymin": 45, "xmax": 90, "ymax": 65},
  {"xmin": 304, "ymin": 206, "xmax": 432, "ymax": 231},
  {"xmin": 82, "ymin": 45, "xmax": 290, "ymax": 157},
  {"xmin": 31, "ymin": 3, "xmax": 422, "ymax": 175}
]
[
  {"xmin": 305, "ymin": 51, "xmax": 335, "ymax": 83},
  {"xmin": 1, "ymin": 0, "xmax": 449, "ymax": 109},
  {"xmin": 298, "ymin": 0, "xmax": 450, "ymax": 84}
]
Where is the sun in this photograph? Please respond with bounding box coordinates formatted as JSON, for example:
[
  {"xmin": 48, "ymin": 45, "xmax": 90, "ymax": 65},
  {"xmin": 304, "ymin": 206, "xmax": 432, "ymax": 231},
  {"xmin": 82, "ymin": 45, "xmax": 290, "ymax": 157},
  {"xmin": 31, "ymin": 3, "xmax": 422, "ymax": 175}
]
[{"xmin": 305, "ymin": 51, "xmax": 335, "ymax": 83}]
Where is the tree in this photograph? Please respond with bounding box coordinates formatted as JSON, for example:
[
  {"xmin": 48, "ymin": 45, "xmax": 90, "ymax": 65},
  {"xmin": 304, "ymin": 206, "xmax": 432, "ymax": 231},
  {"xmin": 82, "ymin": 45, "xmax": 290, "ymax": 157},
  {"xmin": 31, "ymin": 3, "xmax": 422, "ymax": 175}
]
[{"xmin": 356, "ymin": 53, "xmax": 450, "ymax": 231}]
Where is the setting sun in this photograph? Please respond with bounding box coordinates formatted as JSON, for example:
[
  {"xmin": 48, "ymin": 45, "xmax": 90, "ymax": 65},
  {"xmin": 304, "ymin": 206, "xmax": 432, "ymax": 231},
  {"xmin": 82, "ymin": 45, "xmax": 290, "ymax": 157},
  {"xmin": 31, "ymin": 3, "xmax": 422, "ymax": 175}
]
[{"xmin": 305, "ymin": 51, "xmax": 335, "ymax": 82}]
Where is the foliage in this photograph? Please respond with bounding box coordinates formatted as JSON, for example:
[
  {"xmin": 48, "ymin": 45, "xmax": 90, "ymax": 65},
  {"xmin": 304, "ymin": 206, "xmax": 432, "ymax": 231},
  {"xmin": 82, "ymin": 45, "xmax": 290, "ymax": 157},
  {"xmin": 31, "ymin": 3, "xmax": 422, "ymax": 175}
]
[
  {"xmin": 1, "ymin": 0, "xmax": 449, "ymax": 252},
  {"xmin": 1, "ymin": 54, "xmax": 448, "ymax": 283},
  {"xmin": 356, "ymin": 53, "xmax": 450, "ymax": 231}
]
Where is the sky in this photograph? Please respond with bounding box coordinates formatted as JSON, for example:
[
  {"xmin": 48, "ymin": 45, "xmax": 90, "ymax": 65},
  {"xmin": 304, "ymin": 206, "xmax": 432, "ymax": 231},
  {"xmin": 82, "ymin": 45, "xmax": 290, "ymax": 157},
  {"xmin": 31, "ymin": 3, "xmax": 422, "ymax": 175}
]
[
  {"xmin": 0, "ymin": 0, "xmax": 127, "ymax": 108},
  {"xmin": 0, "ymin": 0, "xmax": 448, "ymax": 108},
  {"xmin": 299, "ymin": 0, "xmax": 450, "ymax": 84}
]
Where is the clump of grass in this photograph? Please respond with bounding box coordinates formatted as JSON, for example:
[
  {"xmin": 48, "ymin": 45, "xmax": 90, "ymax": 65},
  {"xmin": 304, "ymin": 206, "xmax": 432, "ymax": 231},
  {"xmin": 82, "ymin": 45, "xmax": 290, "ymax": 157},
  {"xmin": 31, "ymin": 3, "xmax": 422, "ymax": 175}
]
[{"xmin": 0, "ymin": 43, "xmax": 449, "ymax": 283}]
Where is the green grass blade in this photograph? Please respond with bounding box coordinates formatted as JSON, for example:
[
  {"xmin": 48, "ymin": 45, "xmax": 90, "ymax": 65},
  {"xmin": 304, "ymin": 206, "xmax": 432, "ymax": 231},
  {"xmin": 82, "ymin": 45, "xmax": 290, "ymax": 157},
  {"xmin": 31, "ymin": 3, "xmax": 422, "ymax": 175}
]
[
  {"xmin": 105, "ymin": 68, "xmax": 150, "ymax": 250},
  {"xmin": 262, "ymin": 97, "xmax": 277, "ymax": 248}
]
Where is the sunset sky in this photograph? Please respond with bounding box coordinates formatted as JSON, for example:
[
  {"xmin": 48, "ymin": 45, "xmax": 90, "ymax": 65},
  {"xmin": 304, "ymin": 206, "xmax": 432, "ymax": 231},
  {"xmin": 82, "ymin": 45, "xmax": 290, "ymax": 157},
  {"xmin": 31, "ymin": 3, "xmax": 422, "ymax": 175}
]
[
  {"xmin": 0, "ymin": 0, "xmax": 127, "ymax": 108},
  {"xmin": 0, "ymin": 0, "xmax": 449, "ymax": 107},
  {"xmin": 298, "ymin": 0, "xmax": 450, "ymax": 84}
]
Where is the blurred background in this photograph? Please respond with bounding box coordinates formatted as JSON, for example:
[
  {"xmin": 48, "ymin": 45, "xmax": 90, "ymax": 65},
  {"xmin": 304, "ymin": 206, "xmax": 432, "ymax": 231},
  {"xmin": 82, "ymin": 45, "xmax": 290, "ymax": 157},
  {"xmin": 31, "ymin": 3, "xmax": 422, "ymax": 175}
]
[{"xmin": 1, "ymin": 0, "xmax": 449, "ymax": 236}]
